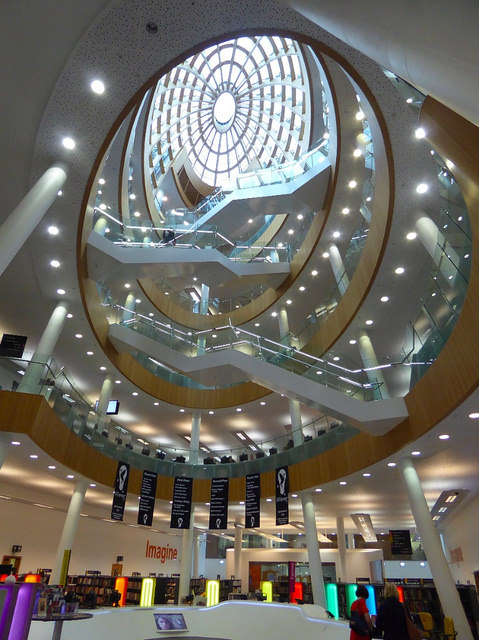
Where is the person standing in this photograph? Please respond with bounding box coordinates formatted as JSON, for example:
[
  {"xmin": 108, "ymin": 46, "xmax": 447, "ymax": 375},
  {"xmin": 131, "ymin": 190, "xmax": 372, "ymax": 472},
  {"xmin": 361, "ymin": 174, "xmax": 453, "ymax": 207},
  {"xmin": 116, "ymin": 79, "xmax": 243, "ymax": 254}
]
[
  {"xmin": 374, "ymin": 583, "xmax": 409, "ymax": 640},
  {"xmin": 350, "ymin": 585, "xmax": 373, "ymax": 640}
]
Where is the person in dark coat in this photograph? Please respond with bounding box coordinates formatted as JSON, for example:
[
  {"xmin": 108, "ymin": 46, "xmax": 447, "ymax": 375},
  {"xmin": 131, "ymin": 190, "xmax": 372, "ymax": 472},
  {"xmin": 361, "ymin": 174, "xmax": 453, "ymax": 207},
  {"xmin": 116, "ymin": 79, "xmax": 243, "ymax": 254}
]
[{"xmin": 374, "ymin": 583, "xmax": 409, "ymax": 640}]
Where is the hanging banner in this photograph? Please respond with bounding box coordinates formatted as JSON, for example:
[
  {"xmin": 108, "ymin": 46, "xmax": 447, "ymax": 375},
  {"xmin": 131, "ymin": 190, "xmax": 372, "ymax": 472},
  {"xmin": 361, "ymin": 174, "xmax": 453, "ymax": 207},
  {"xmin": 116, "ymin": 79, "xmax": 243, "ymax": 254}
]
[
  {"xmin": 245, "ymin": 473, "xmax": 260, "ymax": 528},
  {"xmin": 209, "ymin": 477, "xmax": 229, "ymax": 530},
  {"xmin": 275, "ymin": 465, "xmax": 289, "ymax": 525},
  {"xmin": 170, "ymin": 476, "xmax": 193, "ymax": 529},
  {"xmin": 0, "ymin": 334, "xmax": 27, "ymax": 358},
  {"xmin": 111, "ymin": 461, "xmax": 130, "ymax": 521},
  {"xmin": 138, "ymin": 470, "xmax": 158, "ymax": 526}
]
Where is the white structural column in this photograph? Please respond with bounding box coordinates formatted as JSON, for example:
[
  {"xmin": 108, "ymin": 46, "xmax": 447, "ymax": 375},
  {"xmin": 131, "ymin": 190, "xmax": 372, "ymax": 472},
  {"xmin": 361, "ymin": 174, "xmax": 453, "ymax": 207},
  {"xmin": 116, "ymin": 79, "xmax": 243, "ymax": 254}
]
[
  {"xmin": 50, "ymin": 476, "xmax": 88, "ymax": 585},
  {"xmin": 357, "ymin": 330, "xmax": 390, "ymax": 399},
  {"xmin": 122, "ymin": 293, "xmax": 136, "ymax": 323},
  {"xmin": 234, "ymin": 525, "xmax": 243, "ymax": 580},
  {"xmin": 189, "ymin": 412, "xmax": 201, "ymax": 465},
  {"xmin": 399, "ymin": 458, "xmax": 473, "ymax": 640},
  {"xmin": 278, "ymin": 308, "xmax": 303, "ymax": 446},
  {"xmin": 178, "ymin": 504, "xmax": 195, "ymax": 602},
  {"xmin": 284, "ymin": 0, "xmax": 479, "ymax": 128},
  {"xmin": 328, "ymin": 244, "xmax": 349, "ymax": 296},
  {"xmin": 192, "ymin": 533, "xmax": 201, "ymax": 579},
  {"xmin": 18, "ymin": 301, "xmax": 69, "ymax": 393},
  {"xmin": 0, "ymin": 164, "xmax": 68, "ymax": 278},
  {"xmin": 96, "ymin": 374, "xmax": 113, "ymax": 433},
  {"xmin": 301, "ymin": 491, "xmax": 326, "ymax": 607},
  {"xmin": 415, "ymin": 217, "xmax": 461, "ymax": 283},
  {"xmin": 336, "ymin": 516, "xmax": 348, "ymax": 582},
  {"xmin": 0, "ymin": 437, "xmax": 10, "ymax": 470},
  {"xmin": 93, "ymin": 216, "xmax": 107, "ymax": 236}
]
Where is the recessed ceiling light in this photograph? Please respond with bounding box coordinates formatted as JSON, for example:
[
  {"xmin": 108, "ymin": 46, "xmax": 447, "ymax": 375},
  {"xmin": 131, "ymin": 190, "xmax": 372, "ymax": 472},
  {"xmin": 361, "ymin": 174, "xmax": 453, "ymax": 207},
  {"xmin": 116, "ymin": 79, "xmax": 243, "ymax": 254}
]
[
  {"xmin": 11, "ymin": 441, "xmax": 20, "ymax": 446},
  {"xmin": 132, "ymin": 392, "xmax": 138, "ymax": 396},
  {"xmin": 299, "ymin": 286, "xmax": 305, "ymax": 291},
  {"xmin": 67, "ymin": 474, "xmax": 74, "ymax": 479},
  {"xmin": 349, "ymin": 339, "xmax": 357, "ymax": 345},
  {"xmin": 407, "ymin": 98, "xmax": 413, "ymax": 104},
  {"xmin": 154, "ymin": 402, "xmax": 159, "ymax": 406},
  {"xmin": 248, "ymin": 218, "xmax": 253, "ymax": 224},
  {"xmin": 348, "ymin": 180, "xmax": 357, "ymax": 189},
  {"xmin": 266, "ymin": 498, "xmax": 272, "ymax": 502},
  {"xmin": 66, "ymin": 313, "xmax": 73, "ymax": 319},
  {"xmin": 56, "ymin": 288, "xmax": 66, "ymax": 295},
  {"xmin": 254, "ymin": 323, "xmax": 260, "ymax": 327},
  {"xmin": 333, "ymin": 356, "xmax": 340, "ymax": 361},
  {"xmin": 89, "ymin": 483, "xmax": 96, "ymax": 488},
  {"xmin": 297, "ymin": 214, "xmax": 303, "ymax": 220},
  {"xmin": 416, "ymin": 183, "xmax": 429, "ymax": 194},
  {"xmin": 115, "ymin": 380, "xmax": 121, "ymax": 384},
  {"xmin": 75, "ymin": 334, "xmax": 83, "ymax": 339},
  {"xmin": 99, "ymin": 203, "xmax": 106, "ymax": 210},
  {"xmin": 99, "ymin": 366, "xmax": 106, "ymax": 371},
  {"xmin": 315, "ymin": 488, "xmax": 322, "ymax": 492},
  {"xmin": 292, "ymin": 493, "xmax": 298, "ymax": 498},
  {"xmin": 419, "ymin": 561, "xmax": 425, "ymax": 567},
  {"xmin": 332, "ymin": 231, "xmax": 340, "ymax": 238},
  {"xmin": 57, "ymin": 190, "xmax": 63, "ymax": 196},
  {"xmin": 388, "ymin": 462, "xmax": 396, "ymax": 467},
  {"xmin": 380, "ymin": 296, "xmax": 389, "ymax": 302},
  {"xmin": 48, "ymin": 465, "xmax": 56, "ymax": 470},
  {"xmin": 91, "ymin": 79, "xmax": 105, "ymax": 94},
  {"xmin": 86, "ymin": 351, "xmax": 93, "ymax": 356},
  {"xmin": 363, "ymin": 472, "xmax": 371, "ymax": 477},
  {"xmin": 286, "ymin": 299, "xmax": 292, "ymax": 305},
  {"xmin": 124, "ymin": 283, "xmax": 131, "ymax": 289},
  {"xmin": 322, "ymin": 252, "xmax": 329, "ymax": 259},
  {"xmin": 50, "ymin": 259, "xmax": 61, "ymax": 268},
  {"xmin": 62, "ymin": 137, "xmax": 76, "ymax": 150},
  {"xmin": 209, "ymin": 411, "xmax": 214, "ymax": 415},
  {"xmin": 316, "ymin": 371, "xmax": 322, "ymax": 375},
  {"xmin": 395, "ymin": 267, "xmax": 405, "ymax": 275},
  {"xmin": 47, "ymin": 225, "xmax": 59, "ymax": 235},
  {"xmin": 30, "ymin": 454, "xmax": 38, "ymax": 459},
  {"xmin": 236, "ymin": 408, "xmax": 242, "ymax": 412},
  {"xmin": 439, "ymin": 434, "xmax": 450, "ymax": 440},
  {"xmin": 129, "ymin": 193, "xmax": 136, "ymax": 200},
  {"xmin": 411, "ymin": 451, "xmax": 421, "ymax": 456},
  {"xmin": 271, "ymin": 312, "xmax": 277, "ymax": 317},
  {"xmin": 287, "ymin": 229, "xmax": 294, "ymax": 235},
  {"xmin": 353, "ymin": 149, "xmax": 362, "ymax": 158},
  {"xmin": 179, "ymin": 409, "xmax": 185, "ymax": 413},
  {"xmin": 468, "ymin": 413, "xmax": 479, "ymax": 419},
  {"xmin": 415, "ymin": 127, "xmax": 426, "ymax": 139},
  {"xmin": 355, "ymin": 110, "xmax": 364, "ymax": 120},
  {"xmin": 399, "ymin": 561, "xmax": 405, "ymax": 567},
  {"xmin": 99, "ymin": 178, "xmax": 106, "ymax": 185},
  {"xmin": 260, "ymin": 401, "xmax": 266, "ymax": 406},
  {"xmin": 406, "ymin": 232, "xmax": 417, "ymax": 240},
  {"xmin": 311, "ymin": 270, "xmax": 318, "ymax": 276},
  {"xmin": 365, "ymin": 319, "xmax": 374, "ymax": 325},
  {"xmin": 339, "ymin": 481, "xmax": 347, "ymax": 486},
  {"xmin": 342, "ymin": 207, "xmax": 350, "ymax": 215}
]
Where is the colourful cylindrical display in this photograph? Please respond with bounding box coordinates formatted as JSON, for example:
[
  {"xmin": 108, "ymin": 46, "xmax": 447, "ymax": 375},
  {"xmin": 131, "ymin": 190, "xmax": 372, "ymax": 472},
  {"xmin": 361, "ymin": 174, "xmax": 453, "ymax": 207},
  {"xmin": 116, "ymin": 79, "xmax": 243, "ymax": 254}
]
[
  {"xmin": 140, "ymin": 578, "xmax": 155, "ymax": 607},
  {"xmin": 206, "ymin": 580, "xmax": 219, "ymax": 606},
  {"xmin": 260, "ymin": 581, "xmax": 273, "ymax": 602},
  {"xmin": 115, "ymin": 576, "xmax": 128, "ymax": 607},
  {"xmin": 325, "ymin": 583, "xmax": 339, "ymax": 619}
]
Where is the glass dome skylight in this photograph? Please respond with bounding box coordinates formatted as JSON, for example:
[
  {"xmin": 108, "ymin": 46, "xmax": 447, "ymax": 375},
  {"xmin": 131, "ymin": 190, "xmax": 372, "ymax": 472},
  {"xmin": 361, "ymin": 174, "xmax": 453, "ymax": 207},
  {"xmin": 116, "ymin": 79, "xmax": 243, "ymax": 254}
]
[{"xmin": 148, "ymin": 35, "xmax": 312, "ymax": 188}]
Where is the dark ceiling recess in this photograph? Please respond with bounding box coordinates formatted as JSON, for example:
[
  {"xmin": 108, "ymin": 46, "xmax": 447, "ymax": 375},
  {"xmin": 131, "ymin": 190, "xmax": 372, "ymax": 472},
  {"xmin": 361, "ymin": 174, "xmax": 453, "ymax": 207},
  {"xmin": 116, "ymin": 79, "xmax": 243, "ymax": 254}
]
[{"xmin": 146, "ymin": 22, "xmax": 158, "ymax": 34}]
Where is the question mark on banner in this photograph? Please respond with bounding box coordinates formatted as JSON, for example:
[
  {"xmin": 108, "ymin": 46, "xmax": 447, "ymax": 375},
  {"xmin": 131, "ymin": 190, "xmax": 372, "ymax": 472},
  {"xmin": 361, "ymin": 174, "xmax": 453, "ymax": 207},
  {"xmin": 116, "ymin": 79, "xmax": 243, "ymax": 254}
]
[
  {"xmin": 216, "ymin": 518, "xmax": 221, "ymax": 528},
  {"xmin": 143, "ymin": 513, "xmax": 148, "ymax": 525},
  {"xmin": 178, "ymin": 517, "xmax": 183, "ymax": 528},
  {"xmin": 250, "ymin": 516, "xmax": 255, "ymax": 527}
]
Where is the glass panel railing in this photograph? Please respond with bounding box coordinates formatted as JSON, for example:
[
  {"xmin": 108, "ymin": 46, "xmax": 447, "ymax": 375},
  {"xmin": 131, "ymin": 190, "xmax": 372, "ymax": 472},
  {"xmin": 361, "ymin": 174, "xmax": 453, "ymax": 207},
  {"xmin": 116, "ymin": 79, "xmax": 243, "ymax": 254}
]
[{"xmin": 0, "ymin": 356, "xmax": 359, "ymax": 479}]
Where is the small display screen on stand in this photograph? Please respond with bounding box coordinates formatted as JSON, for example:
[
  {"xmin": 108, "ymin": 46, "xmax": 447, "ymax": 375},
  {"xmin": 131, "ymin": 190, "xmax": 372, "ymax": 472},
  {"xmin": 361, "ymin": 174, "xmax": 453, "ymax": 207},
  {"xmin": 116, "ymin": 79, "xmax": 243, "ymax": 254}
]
[{"xmin": 154, "ymin": 613, "xmax": 188, "ymax": 633}]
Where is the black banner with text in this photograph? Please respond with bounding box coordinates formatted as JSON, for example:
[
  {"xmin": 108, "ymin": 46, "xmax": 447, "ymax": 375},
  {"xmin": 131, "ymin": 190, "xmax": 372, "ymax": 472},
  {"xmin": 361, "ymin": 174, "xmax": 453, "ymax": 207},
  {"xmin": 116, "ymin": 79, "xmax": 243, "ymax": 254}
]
[
  {"xmin": 111, "ymin": 461, "xmax": 130, "ymax": 521},
  {"xmin": 245, "ymin": 473, "xmax": 260, "ymax": 528},
  {"xmin": 209, "ymin": 477, "xmax": 229, "ymax": 530},
  {"xmin": 137, "ymin": 470, "xmax": 157, "ymax": 526},
  {"xmin": 170, "ymin": 476, "xmax": 193, "ymax": 529},
  {"xmin": 275, "ymin": 465, "xmax": 289, "ymax": 525}
]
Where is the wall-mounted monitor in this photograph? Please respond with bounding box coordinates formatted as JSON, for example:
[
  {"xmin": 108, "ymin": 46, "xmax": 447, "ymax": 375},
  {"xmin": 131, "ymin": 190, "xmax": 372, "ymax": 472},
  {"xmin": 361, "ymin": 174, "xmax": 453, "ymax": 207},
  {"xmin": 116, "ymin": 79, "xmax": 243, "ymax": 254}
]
[
  {"xmin": 94, "ymin": 400, "xmax": 120, "ymax": 415},
  {"xmin": 154, "ymin": 613, "xmax": 188, "ymax": 633}
]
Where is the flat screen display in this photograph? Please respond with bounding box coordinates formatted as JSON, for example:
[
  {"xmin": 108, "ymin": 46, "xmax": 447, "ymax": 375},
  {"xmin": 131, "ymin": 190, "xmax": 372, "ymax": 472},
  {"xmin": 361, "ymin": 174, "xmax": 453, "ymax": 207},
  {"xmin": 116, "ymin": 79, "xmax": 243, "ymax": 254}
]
[
  {"xmin": 94, "ymin": 400, "xmax": 120, "ymax": 415},
  {"xmin": 154, "ymin": 613, "xmax": 188, "ymax": 633}
]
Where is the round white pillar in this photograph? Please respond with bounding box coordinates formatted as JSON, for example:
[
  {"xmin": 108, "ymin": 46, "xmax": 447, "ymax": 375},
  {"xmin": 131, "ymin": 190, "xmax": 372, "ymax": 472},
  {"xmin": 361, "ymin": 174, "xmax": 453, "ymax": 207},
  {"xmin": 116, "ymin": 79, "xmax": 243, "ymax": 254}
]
[
  {"xmin": 399, "ymin": 458, "xmax": 473, "ymax": 640},
  {"xmin": 50, "ymin": 476, "xmax": 88, "ymax": 585},
  {"xmin": 93, "ymin": 216, "xmax": 108, "ymax": 236},
  {"xmin": 328, "ymin": 244, "xmax": 349, "ymax": 296},
  {"xmin": 18, "ymin": 301, "xmax": 69, "ymax": 393},
  {"xmin": 415, "ymin": 216, "xmax": 460, "ymax": 282},
  {"xmin": 301, "ymin": 490, "xmax": 326, "ymax": 607},
  {"xmin": 336, "ymin": 516, "xmax": 348, "ymax": 582},
  {"xmin": 0, "ymin": 164, "xmax": 68, "ymax": 278},
  {"xmin": 189, "ymin": 412, "xmax": 201, "ymax": 465},
  {"xmin": 178, "ymin": 505, "xmax": 195, "ymax": 602},
  {"xmin": 234, "ymin": 525, "xmax": 243, "ymax": 581},
  {"xmin": 357, "ymin": 329, "xmax": 390, "ymax": 399}
]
